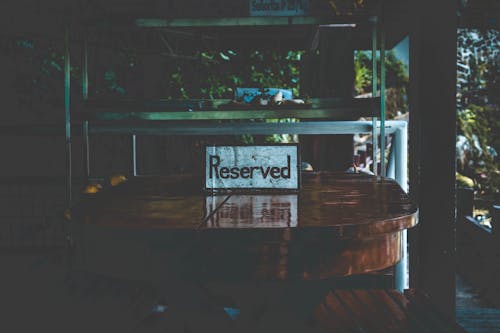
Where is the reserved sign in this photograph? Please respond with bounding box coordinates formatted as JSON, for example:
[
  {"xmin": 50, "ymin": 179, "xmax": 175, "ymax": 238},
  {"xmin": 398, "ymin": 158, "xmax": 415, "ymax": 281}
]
[{"xmin": 205, "ymin": 145, "xmax": 299, "ymax": 191}]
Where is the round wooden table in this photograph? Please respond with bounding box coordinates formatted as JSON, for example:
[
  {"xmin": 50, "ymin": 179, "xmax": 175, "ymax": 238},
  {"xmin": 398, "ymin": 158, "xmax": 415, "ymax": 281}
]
[{"xmin": 71, "ymin": 172, "xmax": 417, "ymax": 280}]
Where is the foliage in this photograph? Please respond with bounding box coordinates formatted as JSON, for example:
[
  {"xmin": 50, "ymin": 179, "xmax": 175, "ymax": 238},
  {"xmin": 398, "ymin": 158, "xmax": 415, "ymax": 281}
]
[
  {"xmin": 457, "ymin": 104, "xmax": 500, "ymax": 195},
  {"xmin": 169, "ymin": 66, "xmax": 189, "ymax": 99},
  {"xmin": 456, "ymin": 29, "xmax": 499, "ymax": 196},
  {"xmin": 104, "ymin": 70, "xmax": 126, "ymax": 95},
  {"xmin": 457, "ymin": 29, "xmax": 499, "ymax": 108},
  {"xmin": 353, "ymin": 50, "xmax": 409, "ymax": 95},
  {"xmin": 384, "ymin": 87, "xmax": 408, "ymax": 119},
  {"xmin": 193, "ymin": 49, "xmax": 303, "ymax": 144},
  {"xmin": 354, "ymin": 50, "xmax": 409, "ymax": 117},
  {"xmin": 169, "ymin": 49, "xmax": 304, "ymax": 100},
  {"xmin": 3, "ymin": 36, "xmax": 132, "ymax": 106},
  {"xmin": 354, "ymin": 52, "xmax": 371, "ymax": 94}
]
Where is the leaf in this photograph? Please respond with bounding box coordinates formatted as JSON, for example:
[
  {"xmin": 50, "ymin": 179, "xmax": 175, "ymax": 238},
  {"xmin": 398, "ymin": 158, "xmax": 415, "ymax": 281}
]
[{"xmin": 219, "ymin": 52, "xmax": 230, "ymax": 61}]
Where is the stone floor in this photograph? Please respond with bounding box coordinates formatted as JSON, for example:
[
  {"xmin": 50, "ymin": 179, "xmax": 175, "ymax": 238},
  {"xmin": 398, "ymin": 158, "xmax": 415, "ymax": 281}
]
[
  {"xmin": 2, "ymin": 248, "xmax": 500, "ymax": 332},
  {"xmin": 456, "ymin": 274, "xmax": 500, "ymax": 333}
]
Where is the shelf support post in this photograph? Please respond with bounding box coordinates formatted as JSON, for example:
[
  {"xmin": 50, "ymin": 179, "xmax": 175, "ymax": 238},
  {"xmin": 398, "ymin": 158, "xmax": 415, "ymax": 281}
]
[
  {"xmin": 132, "ymin": 134, "xmax": 137, "ymax": 176},
  {"xmin": 380, "ymin": 24, "xmax": 386, "ymax": 177},
  {"xmin": 64, "ymin": 27, "xmax": 72, "ymax": 207},
  {"xmin": 371, "ymin": 17, "xmax": 378, "ymax": 175},
  {"xmin": 82, "ymin": 33, "xmax": 90, "ymax": 181},
  {"xmin": 394, "ymin": 124, "xmax": 409, "ymax": 292}
]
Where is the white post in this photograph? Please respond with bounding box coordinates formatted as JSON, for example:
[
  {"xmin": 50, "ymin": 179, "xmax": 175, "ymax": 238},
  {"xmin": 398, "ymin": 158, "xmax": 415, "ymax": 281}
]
[
  {"xmin": 132, "ymin": 134, "xmax": 137, "ymax": 176},
  {"xmin": 394, "ymin": 123, "xmax": 408, "ymax": 291}
]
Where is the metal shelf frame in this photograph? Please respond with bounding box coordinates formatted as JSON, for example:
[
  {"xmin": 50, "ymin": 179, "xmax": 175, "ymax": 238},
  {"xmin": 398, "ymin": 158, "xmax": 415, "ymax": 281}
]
[{"xmin": 64, "ymin": 14, "xmax": 403, "ymax": 289}]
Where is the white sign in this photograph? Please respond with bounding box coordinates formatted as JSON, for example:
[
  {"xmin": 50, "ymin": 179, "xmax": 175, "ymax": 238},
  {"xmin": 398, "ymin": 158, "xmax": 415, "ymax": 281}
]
[
  {"xmin": 205, "ymin": 145, "xmax": 299, "ymax": 191},
  {"xmin": 249, "ymin": 0, "xmax": 311, "ymax": 16}
]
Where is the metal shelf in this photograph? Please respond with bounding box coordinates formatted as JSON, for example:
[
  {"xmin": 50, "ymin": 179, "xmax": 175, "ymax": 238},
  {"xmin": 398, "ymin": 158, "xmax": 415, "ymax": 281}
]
[
  {"xmin": 63, "ymin": 10, "xmax": 405, "ymax": 291},
  {"xmin": 89, "ymin": 120, "xmax": 374, "ymax": 136},
  {"xmin": 75, "ymin": 107, "xmax": 377, "ymax": 122},
  {"xmin": 75, "ymin": 97, "xmax": 379, "ymax": 122}
]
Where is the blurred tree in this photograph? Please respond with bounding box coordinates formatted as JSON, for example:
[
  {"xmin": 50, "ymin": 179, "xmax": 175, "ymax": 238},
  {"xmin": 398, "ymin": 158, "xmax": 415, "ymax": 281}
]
[
  {"xmin": 456, "ymin": 29, "xmax": 499, "ymax": 197},
  {"xmin": 354, "ymin": 50, "xmax": 409, "ymax": 118}
]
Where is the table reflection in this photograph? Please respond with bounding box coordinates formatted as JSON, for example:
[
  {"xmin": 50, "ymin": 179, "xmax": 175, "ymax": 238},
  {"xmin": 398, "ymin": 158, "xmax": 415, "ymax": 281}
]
[{"xmin": 205, "ymin": 194, "xmax": 298, "ymax": 228}]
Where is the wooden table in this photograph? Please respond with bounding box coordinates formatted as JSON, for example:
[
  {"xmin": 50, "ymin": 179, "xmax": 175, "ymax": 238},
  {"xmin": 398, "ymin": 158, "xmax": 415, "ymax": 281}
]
[
  {"xmin": 69, "ymin": 172, "xmax": 418, "ymax": 330},
  {"xmin": 71, "ymin": 172, "xmax": 417, "ymax": 280}
]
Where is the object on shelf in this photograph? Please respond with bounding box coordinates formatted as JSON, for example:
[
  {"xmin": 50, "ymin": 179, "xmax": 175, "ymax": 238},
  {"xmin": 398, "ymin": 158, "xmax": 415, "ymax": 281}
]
[
  {"xmin": 282, "ymin": 99, "xmax": 306, "ymax": 105},
  {"xmin": 219, "ymin": 87, "xmax": 310, "ymax": 110},
  {"xmin": 301, "ymin": 161, "xmax": 314, "ymax": 171},
  {"xmin": 236, "ymin": 87, "xmax": 293, "ymax": 103},
  {"xmin": 109, "ymin": 174, "xmax": 127, "ymax": 186},
  {"xmin": 217, "ymin": 99, "xmax": 311, "ymax": 110},
  {"xmin": 252, "ymin": 94, "xmax": 270, "ymax": 106},
  {"xmin": 272, "ymin": 90, "xmax": 283, "ymax": 104},
  {"xmin": 82, "ymin": 183, "xmax": 103, "ymax": 194},
  {"xmin": 63, "ymin": 208, "xmax": 72, "ymax": 221}
]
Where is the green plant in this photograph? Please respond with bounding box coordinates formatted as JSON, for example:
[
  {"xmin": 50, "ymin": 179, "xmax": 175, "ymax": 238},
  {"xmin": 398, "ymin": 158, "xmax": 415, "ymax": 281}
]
[
  {"xmin": 457, "ymin": 104, "xmax": 500, "ymax": 196},
  {"xmin": 456, "ymin": 29, "xmax": 499, "ymax": 197},
  {"xmin": 353, "ymin": 50, "xmax": 409, "ymax": 119},
  {"xmin": 353, "ymin": 50, "xmax": 409, "ymax": 96}
]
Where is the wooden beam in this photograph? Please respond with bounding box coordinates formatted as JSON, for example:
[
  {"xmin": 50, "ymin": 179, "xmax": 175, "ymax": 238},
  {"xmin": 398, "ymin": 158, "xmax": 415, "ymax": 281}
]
[
  {"xmin": 408, "ymin": 0, "xmax": 457, "ymax": 318},
  {"xmin": 314, "ymin": 28, "xmax": 355, "ymax": 172}
]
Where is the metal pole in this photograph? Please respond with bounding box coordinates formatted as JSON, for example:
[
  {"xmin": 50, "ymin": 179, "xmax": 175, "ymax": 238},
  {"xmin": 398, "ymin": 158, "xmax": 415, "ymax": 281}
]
[
  {"xmin": 132, "ymin": 134, "xmax": 137, "ymax": 176},
  {"xmin": 387, "ymin": 137, "xmax": 395, "ymax": 179},
  {"xmin": 379, "ymin": 16, "xmax": 404, "ymax": 289},
  {"xmin": 64, "ymin": 28, "xmax": 72, "ymax": 207},
  {"xmin": 395, "ymin": 126, "xmax": 408, "ymax": 192},
  {"xmin": 83, "ymin": 121, "xmax": 90, "ymax": 180},
  {"xmin": 371, "ymin": 18, "xmax": 378, "ymax": 175},
  {"xmin": 82, "ymin": 36, "xmax": 88, "ymax": 101},
  {"xmin": 380, "ymin": 26, "xmax": 386, "ymax": 177},
  {"xmin": 394, "ymin": 124, "xmax": 409, "ymax": 292},
  {"xmin": 82, "ymin": 34, "xmax": 90, "ymax": 181}
]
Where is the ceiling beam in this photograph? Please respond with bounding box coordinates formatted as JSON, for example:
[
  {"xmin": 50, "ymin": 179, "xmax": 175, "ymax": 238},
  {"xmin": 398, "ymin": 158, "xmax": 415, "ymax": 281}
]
[{"xmin": 135, "ymin": 16, "xmax": 367, "ymax": 28}]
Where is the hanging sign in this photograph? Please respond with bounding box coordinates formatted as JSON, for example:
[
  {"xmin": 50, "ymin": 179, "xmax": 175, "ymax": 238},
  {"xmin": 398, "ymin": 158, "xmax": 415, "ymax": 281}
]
[
  {"xmin": 249, "ymin": 0, "xmax": 311, "ymax": 17},
  {"xmin": 205, "ymin": 145, "xmax": 300, "ymax": 191}
]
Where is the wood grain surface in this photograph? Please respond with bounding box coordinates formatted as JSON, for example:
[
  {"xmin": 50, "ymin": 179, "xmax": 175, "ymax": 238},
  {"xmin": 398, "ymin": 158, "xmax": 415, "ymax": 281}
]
[
  {"xmin": 71, "ymin": 172, "xmax": 418, "ymax": 281},
  {"xmin": 73, "ymin": 172, "xmax": 417, "ymax": 234}
]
